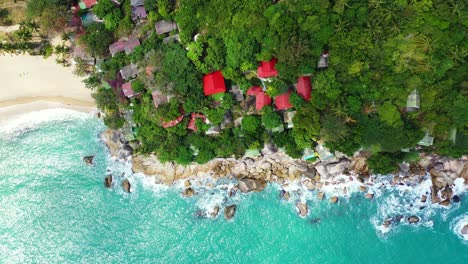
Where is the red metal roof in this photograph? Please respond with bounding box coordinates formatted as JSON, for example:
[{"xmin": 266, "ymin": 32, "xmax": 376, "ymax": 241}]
[
  {"xmin": 83, "ymin": 0, "xmax": 97, "ymax": 8},
  {"xmin": 295, "ymin": 76, "xmax": 312, "ymax": 101},
  {"xmin": 257, "ymin": 58, "xmax": 278, "ymax": 78},
  {"xmin": 274, "ymin": 91, "xmax": 293, "ymax": 110},
  {"xmin": 203, "ymin": 71, "xmax": 226, "ymax": 96},
  {"xmin": 256, "ymin": 91, "xmax": 272, "ymax": 111},
  {"xmin": 122, "ymin": 82, "xmax": 135, "ymax": 98},
  {"xmin": 162, "ymin": 115, "xmax": 184, "ymax": 128},
  {"xmin": 188, "ymin": 113, "xmax": 206, "ymax": 131},
  {"xmin": 247, "ymin": 86, "xmax": 263, "ymax": 96}
]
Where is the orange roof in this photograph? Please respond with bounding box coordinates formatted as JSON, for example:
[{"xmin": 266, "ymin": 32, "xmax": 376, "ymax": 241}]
[
  {"xmin": 256, "ymin": 91, "xmax": 272, "ymax": 111},
  {"xmin": 257, "ymin": 58, "xmax": 278, "ymax": 78},
  {"xmin": 275, "ymin": 91, "xmax": 293, "ymax": 110},
  {"xmin": 203, "ymin": 71, "xmax": 226, "ymax": 96},
  {"xmin": 295, "ymin": 76, "xmax": 312, "ymax": 101}
]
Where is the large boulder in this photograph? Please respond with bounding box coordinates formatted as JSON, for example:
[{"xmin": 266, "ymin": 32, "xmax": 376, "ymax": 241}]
[
  {"xmin": 100, "ymin": 130, "xmax": 132, "ymax": 159},
  {"xmin": 224, "ymin": 205, "xmax": 237, "ymax": 220},
  {"xmin": 121, "ymin": 179, "xmax": 131, "ymax": 193},
  {"xmin": 211, "ymin": 205, "xmax": 220, "ymax": 218},
  {"xmin": 104, "ymin": 175, "xmax": 112, "ymax": 188},
  {"xmin": 349, "ymin": 156, "xmax": 369, "ymax": 176},
  {"xmin": 317, "ymin": 192, "xmax": 325, "ymax": 200},
  {"xmin": 296, "ymin": 202, "xmax": 308, "ymax": 217},
  {"xmin": 329, "ymin": 196, "xmax": 339, "ymax": 204},
  {"xmin": 365, "ymin": 193, "xmax": 374, "ymax": 199},
  {"xmin": 407, "ymin": 216, "xmax": 420, "ymax": 224},
  {"xmin": 237, "ymin": 178, "xmax": 267, "ymax": 193},
  {"xmin": 439, "ymin": 199, "xmax": 450, "ymax": 207},
  {"xmin": 326, "ymin": 159, "xmax": 350, "ymax": 175},
  {"xmin": 182, "ymin": 187, "xmax": 197, "ymax": 197},
  {"xmin": 462, "ymin": 225, "xmax": 468, "ymax": 235}
]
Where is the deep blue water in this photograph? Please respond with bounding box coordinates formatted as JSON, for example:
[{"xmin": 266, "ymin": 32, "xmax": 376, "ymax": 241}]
[{"xmin": 0, "ymin": 110, "xmax": 467, "ymax": 263}]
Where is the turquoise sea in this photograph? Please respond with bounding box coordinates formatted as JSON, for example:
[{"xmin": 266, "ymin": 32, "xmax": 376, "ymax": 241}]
[{"xmin": 0, "ymin": 110, "xmax": 467, "ymax": 263}]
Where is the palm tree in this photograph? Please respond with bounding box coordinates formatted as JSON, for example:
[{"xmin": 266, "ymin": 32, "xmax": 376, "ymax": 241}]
[
  {"xmin": 368, "ymin": 0, "xmax": 385, "ymax": 9},
  {"xmin": 15, "ymin": 29, "xmax": 32, "ymax": 43},
  {"xmin": 27, "ymin": 21, "xmax": 40, "ymax": 34}
]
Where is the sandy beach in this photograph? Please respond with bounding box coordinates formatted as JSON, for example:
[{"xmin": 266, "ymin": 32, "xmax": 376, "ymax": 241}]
[{"xmin": 0, "ymin": 54, "xmax": 96, "ymax": 122}]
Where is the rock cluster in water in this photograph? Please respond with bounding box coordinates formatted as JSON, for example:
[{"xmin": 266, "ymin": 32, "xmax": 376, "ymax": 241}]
[{"xmin": 101, "ymin": 129, "xmax": 467, "ymax": 221}]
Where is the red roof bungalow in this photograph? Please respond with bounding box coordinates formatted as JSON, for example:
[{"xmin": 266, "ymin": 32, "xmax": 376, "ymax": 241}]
[
  {"xmin": 256, "ymin": 91, "xmax": 272, "ymax": 111},
  {"xmin": 295, "ymin": 76, "xmax": 312, "ymax": 101},
  {"xmin": 275, "ymin": 91, "xmax": 293, "ymax": 110},
  {"xmin": 78, "ymin": 0, "xmax": 97, "ymax": 10},
  {"xmin": 188, "ymin": 113, "xmax": 206, "ymax": 131},
  {"xmin": 162, "ymin": 115, "xmax": 184, "ymax": 128},
  {"xmin": 122, "ymin": 82, "xmax": 136, "ymax": 98},
  {"xmin": 257, "ymin": 58, "xmax": 278, "ymax": 78},
  {"xmin": 203, "ymin": 71, "xmax": 226, "ymax": 96},
  {"xmin": 247, "ymin": 86, "xmax": 263, "ymax": 96},
  {"xmin": 124, "ymin": 38, "xmax": 141, "ymax": 54}
]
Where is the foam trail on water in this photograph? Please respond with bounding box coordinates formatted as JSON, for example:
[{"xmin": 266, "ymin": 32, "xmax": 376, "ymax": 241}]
[{"xmin": 451, "ymin": 213, "xmax": 468, "ymax": 241}]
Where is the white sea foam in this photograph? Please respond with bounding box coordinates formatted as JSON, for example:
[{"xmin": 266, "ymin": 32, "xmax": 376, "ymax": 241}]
[{"xmin": 0, "ymin": 108, "xmax": 94, "ymax": 140}]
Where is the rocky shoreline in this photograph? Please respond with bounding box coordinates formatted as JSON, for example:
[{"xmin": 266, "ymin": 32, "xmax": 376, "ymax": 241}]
[{"xmin": 100, "ymin": 129, "xmax": 467, "ymax": 227}]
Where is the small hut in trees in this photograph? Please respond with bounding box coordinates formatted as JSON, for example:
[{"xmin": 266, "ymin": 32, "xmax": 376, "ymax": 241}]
[{"xmin": 406, "ymin": 90, "xmax": 420, "ymax": 112}]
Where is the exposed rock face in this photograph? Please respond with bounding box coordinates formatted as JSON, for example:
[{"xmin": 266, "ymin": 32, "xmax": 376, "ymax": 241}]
[
  {"xmin": 121, "ymin": 179, "xmax": 131, "ymax": 193},
  {"xmin": 462, "ymin": 225, "xmax": 468, "ymax": 235},
  {"xmin": 407, "ymin": 216, "xmax": 420, "ymax": 224},
  {"xmin": 280, "ymin": 190, "xmax": 290, "ymax": 201},
  {"xmin": 182, "ymin": 187, "xmax": 196, "ymax": 197},
  {"xmin": 326, "ymin": 159, "xmax": 350, "ymax": 175},
  {"xmin": 211, "ymin": 205, "xmax": 220, "ymax": 218},
  {"xmin": 365, "ymin": 193, "xmax": 374, "ymax": 199},
  {"xmin": 329, "ymin": 196, "xmax": 338, "ymax": 203},
  {"xmin": 104, "ymin": 175, "xmax": 112, "ymax": 188},
  {"xmin": 439, "ymin": 199, "xmax": 450, "ymax": 206},
  {"xmin": 238, "ymin": 178, "xmax": 267, "ymax": 193},
  {"xmin": 359, "ymin": 186, "xmax": 367, "ymax": 192},
  {"xmin": 349, "ymin": 155, "xmax": 369, "ymax": 176},
  {"xmin": 224, "ymin": 205, "xmax": 237, "ymax": 220},
  {"xmin": 100, "ymin": 130, "xmax": 132, "ymax": 159},
  {"xmin": 83, "ymin": 156, "xmax": 94, "ymax": 165},
  {"xmin": 296, "ymin": 202, "xmax": 308, "ymax": 217}
]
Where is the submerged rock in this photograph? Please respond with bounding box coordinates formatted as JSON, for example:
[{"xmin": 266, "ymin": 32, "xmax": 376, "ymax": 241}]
[
  {"xmin": 182, "ymin": 187, "xmax": 197, "ymax": 197},
  {"xmin": 280, "ymin": 190, "xmax": 290, "ymax": 201},
  {"xmin": 383, "ymin": 219, "xmax": 392, "ymax": 228},
  {"xmin": 452, "ymin": 195, "xmax": 461, "ymax": 203},
  {"xmin": 462, "ymin": 225, "xmax": 468, "ymax": 235},
  {"xmin": 104, "ymin": 175, "xmax": 112, "ymax": 188},
  {"xmin": 317, "ymin": 192, "xmax": 325, "ymax": 200},
  {"xmin": 329, "ymin": 196, "xmax": 339, "ymax": 204},
  {"xmin": 365, "ymin": 193, "xmax": 374, "ymax": 199},
  {"xmin": 224, "ymin": 205, "xmax": 237, "ymax": 220},
  {"xmin": 359, "ymin": 186, "xmax": 367, "ymax": 192},
  {"xmin": 238, "ymin": 178, "xmax": 267, "ymax": 193},
  {"xmin": 121, "ymin": 179, "xmax": 131, "ymax": 193},
  {"xmin": 407, "ymin": 216, "xmax": 420, "ymax": 224},
  {"xmin": 83, "ymin": 156, "xmax": 94, "ymax": 165},
  {"xmin": 439, "ymin": 199, "xmax": 450, "ymax": 207},
  {"xmin": 296, "ymin": 202, "xmax": 308, "ymax": 217}
]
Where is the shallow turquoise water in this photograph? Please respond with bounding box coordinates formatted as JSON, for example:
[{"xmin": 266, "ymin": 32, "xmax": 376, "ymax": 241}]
[{"xmin": 0, "ymin": 111, "xmax": 467, "ymax": 263}]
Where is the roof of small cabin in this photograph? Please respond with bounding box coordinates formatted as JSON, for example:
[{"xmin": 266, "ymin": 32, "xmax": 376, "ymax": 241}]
[
  {"xmin": 79, "ymin": 0, "xmax": 97, "ymax": 9},
  {"xmin": 203, "ymin": 71, "xmax": 226, "ymax": 96},
  {"xmin": 73, "ymin": 45, "xmax": 93, "ymax": 60},
  {"xmin": 125, "ymin": 38, "xmax": 141, "ymax": 54},
  {"xmin": 230, "ymin": 85, "xmax": 244, "ymax": 101},
  {"xmin": 122, "ymin": 82, "xmax": 135, "ymax": 98},
  {"xmin": 295, "ymin": 76, "xmax": 312, "ymax": 101},
  {"xmin": 188, "ymin": 113, "xmax": 206, "ymax": 131},
  {"xmin": 163, "ymin": 34, "xmax": 180, "ymax": 44},
  {"xmin": 274, "ymin": 91, "xmax": 293, "ymax": 110},
  {"xmin": 132, "ymin": 6, "xmax": 147, "ymax": 19},
  {"xmin": 130, "ymin": 0, "xmax": 145, "ymax": 6},
  {"xmin": 109, "ymin": 41, "xmax": 126, "ymax": 56},
  {"xmin": 155, "ymin": 20, "xmax": 177, "ymax": 35},
  {"xmin": 120, "ymin": 64, "xmax": 138, "ymax": 80},
  {"xmin": 247, "ymin": 86, "xmax": 263, "ymax": 96},
  {"xmin": 151, "ymin": 91, "xmax": 168, "ymax": 108},
  {"xmin": 406, "ymin": 89, "xmax": 420, "ymax": 110},
  {"xmin": 256, "ymin": 91, "xmax": 272, "ymax": 111},
  {"xmin": 162, "ymin": 115, "xmax": 184, "ymax": 128},
  {"xmin": 257, "ymin": 58, "xmax": 278, "ymax": 78},
  {"xmin": 317, "ymin": 53, "xmax": 329, "ymax": 68}
]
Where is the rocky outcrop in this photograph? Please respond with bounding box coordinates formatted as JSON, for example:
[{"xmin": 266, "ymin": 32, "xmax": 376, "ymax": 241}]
[
  {"xmin": 296, "ymin": 202, "xmax": 308, "ymax": 217},
  {"xmin": 104, "ymin": 175, "xmax": 112, "ymax": 188},
  {"xmin": 121, "ymin": 179, "xmax": 131, "ymax": 193},
  {"xmin": 407, "ymin": 216, "xmax": 420, "ymax": 224},
  {"xmin": 421, "ymin": 195, "xmax": 427, "ymax": 203},
  {"xmin": 224, "ymin": 205, "xmax": 236, "ymax": 220},
  {"xmin": 317, "ymin": 192, "xmax": 325, "ymax": 200},
  {"xmin": 100, "ymin": 130, "xmax": 132, "ymax": 159},
  {"xmin": 365, "ymin": 193, "xmax": 374, "ymax": 199},
  {"xmin": 83, "ymin": 156, "xmax": 94, "ymax": 165},
  {"xmin": 238, "ymin": 178, "xmax": 267, "ymax": 193},
  {"xmin": 182, "ymin": 187, "xmax": 196, "ymax": 197},
  {"xmin": 211, "ymin": 205, "xmax": 220, "ymax": 218}
]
